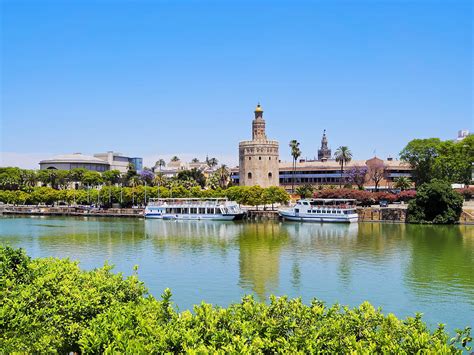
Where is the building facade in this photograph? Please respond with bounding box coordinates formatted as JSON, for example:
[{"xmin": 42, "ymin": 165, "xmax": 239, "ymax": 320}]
[
  {"xmin": 238, "ymin": 104, "xmax": 280, "ymax": 187},
  {"xmin": 93, "ymin": 151, "xmax": 143, "ymax": 173},
  {"xmin": 39, "ymin": 153, "xmax": 110, "ymax": 172},
  {"xmin": 231, "ymin": 156, "xmax": 412, "ymax": 191}
]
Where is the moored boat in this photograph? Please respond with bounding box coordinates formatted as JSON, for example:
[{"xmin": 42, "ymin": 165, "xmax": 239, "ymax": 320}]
[
  {"xmin": 278, "ymin": 198, "xmax": 359, "ymax": 223},
  {"xmin": 144, "ymin": 198, "xmax": 245, "ymax": 220}
]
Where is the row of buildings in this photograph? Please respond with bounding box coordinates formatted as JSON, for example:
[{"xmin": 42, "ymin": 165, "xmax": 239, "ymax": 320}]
[
  {"xmin": 37, "ymin": 104, "xmax": 470, "ymax": 190},
  {"xmin": 235, "ymin": 104, "xmax": 412, "ymax": 191}
]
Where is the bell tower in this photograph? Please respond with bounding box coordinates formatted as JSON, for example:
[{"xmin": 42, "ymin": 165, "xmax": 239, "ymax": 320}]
[
  {"xmin": 318, "ymin": 129, "xmax": 332, "ymax": 161},
  {"xmin": 252, "ymin": 103, "xmax": 266, "ymax": 140}
]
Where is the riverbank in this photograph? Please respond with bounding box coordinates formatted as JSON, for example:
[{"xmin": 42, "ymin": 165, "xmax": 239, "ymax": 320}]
[{"xmin": 2, "ymin": 204, "xmax": 474, "ymax": 224}]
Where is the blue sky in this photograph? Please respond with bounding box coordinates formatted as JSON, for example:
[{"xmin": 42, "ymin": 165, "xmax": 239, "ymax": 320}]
[{"xmin": 1, "ymin": 0, "xmax": 472, "ymax": 168}]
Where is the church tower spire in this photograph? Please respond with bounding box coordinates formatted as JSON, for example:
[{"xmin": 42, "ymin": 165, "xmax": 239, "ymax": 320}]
[
  {"xmin": 318, "ymin": 129, "xmax": 332, "ymax": 161},
  {"xmin": 252, "ymin": 103, "xmax": 266, "ymax": 140}
]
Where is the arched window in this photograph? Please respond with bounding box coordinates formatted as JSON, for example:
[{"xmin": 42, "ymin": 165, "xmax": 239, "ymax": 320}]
[
  {"xmin": 248, "ymin": 172, "xmax": 252, "ymax": 179},
  {"xmin": 259, "ymin": 156, "xmax": 262, "ymax": 160},
  {"xmin": 268, "ymin": 172, "xmax": 272, "ymax": 178},
  {"xmin": 249, "ymin": 157, "xmax": 251, "ymax": 160},
  {"xmin": 269, "ymin": 157, "xmax": 271, "ymax": 160}
]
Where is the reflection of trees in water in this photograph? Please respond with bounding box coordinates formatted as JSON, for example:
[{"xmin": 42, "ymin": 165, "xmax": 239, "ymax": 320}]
[
  {"xmin": 14, "ymin": 217, "xmax": 147, "ymax": 261},
  {"xmin": 145, "ymin": 220, "xmax": 242, "ymax": 257},
  {"xmin": 404, "ymin": 225, "xmax": 474, "ymax": 301},
  {"xmin": 238, "ymin": 223, "xmax": 289, "ymax": 300}
]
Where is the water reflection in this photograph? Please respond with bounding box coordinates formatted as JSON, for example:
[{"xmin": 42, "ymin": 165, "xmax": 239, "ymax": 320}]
[{"xmin": 1, "ymin": 216, "xmax": 473, "ymax": 330}]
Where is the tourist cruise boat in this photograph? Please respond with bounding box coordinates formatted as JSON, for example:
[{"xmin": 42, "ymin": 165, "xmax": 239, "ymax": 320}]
[
  {"xmin": 144, "ymin": 198, "xmax": 245, "ymax": 220},
  {"xmin": 278, "ymin": 198, "xmax": 359, "ymax": 223}
]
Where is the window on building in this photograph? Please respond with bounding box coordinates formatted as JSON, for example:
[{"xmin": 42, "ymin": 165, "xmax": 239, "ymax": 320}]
[
  {"xmin": 249, "ymin": 157, "xmax": 251, "ymax": 160},
  {"xmin": 268, "ymin": 172, "xmax": 272, "ymax": 178},
  {"xmin": 259, "ymin": 157, "xmax": 262, "ymax": 160},
  {"xmin": 269, "ymin": 157, "xmax": 271, "ymax": 160},
  {"xmin": 248, "ymin": 172, "xmax": 252, "ymax": 179}
]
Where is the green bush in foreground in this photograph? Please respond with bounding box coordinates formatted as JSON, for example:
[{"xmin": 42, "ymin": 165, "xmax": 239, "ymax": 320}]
[{"xmin": 1, "ymin": 246, "xmax": 471, "ymax": 353}]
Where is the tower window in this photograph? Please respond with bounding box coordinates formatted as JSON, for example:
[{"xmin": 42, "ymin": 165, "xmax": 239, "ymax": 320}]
[
  {"xmin": 249, "ymin": 157, "xmax": 251, "ymax": 160},
  {"xmin": 268, "ymin": 172, "xmax": 272, "ymax": 178},
  {"xmin": 259, "ymin": 156, "xmax": 261, "ymax": 160},
  {"xmin": 269, "ymin": 157, "xmax": 271, "ymax": 160},
  {"xmin": 248, "ymin": 172, "xmax": 252, "ymax": 179}
]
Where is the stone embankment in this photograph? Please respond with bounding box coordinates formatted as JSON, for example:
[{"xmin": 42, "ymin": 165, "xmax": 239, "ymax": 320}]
[{"xmin": 2, "ymin": 205, "xmax": 473, "ymax": 224}]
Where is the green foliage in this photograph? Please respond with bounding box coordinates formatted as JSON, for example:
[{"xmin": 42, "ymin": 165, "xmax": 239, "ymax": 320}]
[
  {"xmin": 1, "ymin": 247, "xmax": 471, "ymax": 353},
  {"xmin": 400, "ymin": 136, "xmax": 473, "ymax": 186},
  {"xmin": 0, "ymin": 246, "xmax": 146, "ymax": 353},
  {"xmin": 176, "ymin": 168, "xmax": 206, "ymax": 188},
  {"xmin": 295, "ymin": 184, "xmax": 314, "ymax": 198},
  {"xmin": 394, "ymin": 176, "xmax": 412, "ymax": 191},
  {"xmin": 407, "ymin": 179, "xmax": 463, "ymax": 224}
]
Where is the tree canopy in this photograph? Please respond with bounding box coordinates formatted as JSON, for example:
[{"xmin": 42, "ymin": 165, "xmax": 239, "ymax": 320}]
[
  {"xmin": 400, "ymin": 136, "xmax": 473, "ymax": 186},
  {"xmin": 407, "ymin": 179, "xmax": 464, "ymax": 224}
]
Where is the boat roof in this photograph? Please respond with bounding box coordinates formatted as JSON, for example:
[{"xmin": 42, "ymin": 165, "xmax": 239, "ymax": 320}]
[
  {"xmin": 300, "ymin": 198, "xmax": 357, "ymax": 202},
  {"xmin": 149, "ymin": 198, "xmax": 228, "ymax": 201}
]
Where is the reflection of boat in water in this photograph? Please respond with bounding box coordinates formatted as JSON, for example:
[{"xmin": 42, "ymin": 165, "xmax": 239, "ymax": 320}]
[
  {"xmin": 279, "ymin": 199, "xmax": 359, "ymax": 223},
  {"xmin": 144, "ymin": 198, "xmax": 245, "ymax": 220}
]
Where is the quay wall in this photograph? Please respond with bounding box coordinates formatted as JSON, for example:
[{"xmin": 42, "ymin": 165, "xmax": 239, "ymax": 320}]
[{"xmin": 2, "ymin": 205, "xmax": 474, "ymax": 224}]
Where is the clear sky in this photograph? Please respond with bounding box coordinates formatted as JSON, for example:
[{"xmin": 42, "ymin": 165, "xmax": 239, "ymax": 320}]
[{"xmin": 1, "ymin": 0, "xmax": 472, "ymax": 169}]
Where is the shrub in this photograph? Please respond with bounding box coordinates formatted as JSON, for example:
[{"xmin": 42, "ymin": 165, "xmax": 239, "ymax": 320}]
[
  {"xmin": 1, "ymin": 247, "xmax": 471, "ymax": 353},
  {"xmin": 458, "ymin": 187, "xmax": 474, "ymax": 201},
  {"xmin": 407, "ymin": 179, "xmax": 464, "ymax": 224}
]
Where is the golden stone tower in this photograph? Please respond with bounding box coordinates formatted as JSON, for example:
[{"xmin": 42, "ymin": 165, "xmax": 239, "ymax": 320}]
[{"xmin": 238, "ymin": 104, "xmax": 279, "ymax": 187}]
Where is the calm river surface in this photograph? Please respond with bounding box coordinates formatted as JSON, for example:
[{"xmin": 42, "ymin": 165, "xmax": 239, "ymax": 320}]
[{"xmin": 1, "ymin": 216, "xmax": 473, "ymax": 332}]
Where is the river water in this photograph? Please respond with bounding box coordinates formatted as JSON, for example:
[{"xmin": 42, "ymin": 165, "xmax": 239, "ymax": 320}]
[{"xmin": 1, "ymin": 216, "xmax": 473, "ymax": 332}]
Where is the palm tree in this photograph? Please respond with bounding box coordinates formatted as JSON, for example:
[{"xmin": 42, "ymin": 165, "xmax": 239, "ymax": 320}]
[
  {"xmin": 207, "ymin": 157, "xmax": 218, "ymax": 169},
  {"xmin": 154, "ymin": 159, "xmax": 166, "ymax": 172},
  {"xmin": 289, "ymin": 140, "xmax": 301, "ymax": 193},
  {"xmin": 334, "ymin": 146, "xmax": 352, "ymax": 189},
  {"xmin": 191, "ymin": 158, "xmax": 200, "ymax": 163},
  {"xmin": 216, "ymin": 164, "xmax": 230, "ymax": 189},
  {"xmin": 128, "ymin": 175, "xmax": 141, "ymax": 206},
  {"xmin": 394, "ymin": 176, "xmax": 412, "ymax": 191},
  {"xmin": 171, "ymin": 156, "xmax": 180, "ymax": 162}
]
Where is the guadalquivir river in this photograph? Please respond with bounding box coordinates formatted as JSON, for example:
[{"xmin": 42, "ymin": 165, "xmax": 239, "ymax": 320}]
[{"xmin": 1, "ymin": 216, "xmax": 473, "ymax": 332}]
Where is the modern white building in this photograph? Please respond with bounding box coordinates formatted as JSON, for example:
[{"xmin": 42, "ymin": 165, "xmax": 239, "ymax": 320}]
[
  {"xmin": 93, "ymin": 151, "xmax": 142, "ymax": 173},
  {"xmin": 39, "ymin": 153, "xmax": 110, "ymax": 172}
]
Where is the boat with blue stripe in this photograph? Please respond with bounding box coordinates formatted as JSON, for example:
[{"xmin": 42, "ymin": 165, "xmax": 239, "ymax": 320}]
[
  {"xmin": 279, "ymin": 198, "xmax": 358, "ymax": 223},
  {"xmin": 144, "ymin": 198, "xmax": 245, "ymax": 221}
]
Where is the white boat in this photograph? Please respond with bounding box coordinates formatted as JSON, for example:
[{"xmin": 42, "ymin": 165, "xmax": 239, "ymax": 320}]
[
  {"xmin": 278, "ymin": 198, "xmax": 359, "ymax": 223},
  {"xmin": 144, "ymin": 198, "xmax": 245, "ymax": 221}
]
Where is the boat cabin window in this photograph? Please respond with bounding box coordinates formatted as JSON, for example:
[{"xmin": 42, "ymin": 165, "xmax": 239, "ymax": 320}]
[
  {"xmin": 317, "ymin": 210, "xmax": 321, "ymax": 213},
  {"xmin": 199, "ymin": 208, "xmax": 206, "ymax": 214}
]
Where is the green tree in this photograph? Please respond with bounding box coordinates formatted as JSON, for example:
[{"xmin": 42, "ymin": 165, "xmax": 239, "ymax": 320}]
[
  {"xmin": 334, "ymin": 146, "xmax": 352, "ymax": 189},
  {"xmin": 432, "ymin": 137, "xmax": 474, "ymax": 185},
  {"xmin": 394, "ymin": 176, "xmax": 412, "ymax": 191},
  {"xmin": 262, "ymin": 186, "xmax": 290, "ymax": 210},
  {"xmin": 407, "ymin": 179, "xmax": 463, "ymax": 224},
  {"xmin": 170, "ymin": 156, "xmax": 180, "ymax": 162},
  {"xmin": 102, "ymin": 170, "xmax": 121, "ymax": 185},
  {"xmin": 289, "ymin": 140, "xmax": 301, "ymax": 193},
  {"xmin": 206, "ymin": 157, "xmax": 218, "ymax": 169},
  {"xmin": 295, "ymin": 184, "xmax": 314, "ymax": 198},
  {"xmin": 176, "ymin": 168, "xmax": 206, "ymax": 188},
  {"xmin": 400, "ymin": 138, "xmax": 441, "ymax": 186},
  {"xmin": 0, "ymin": 167, "xmax": 22, "ymax": 190},
  {"xmin": 154, "ymin": 159, "xmax": 166, "ymax": 171},
  {"xmin": 82, "ymin": 171, "xmax": 103, "ymax": 188}
]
